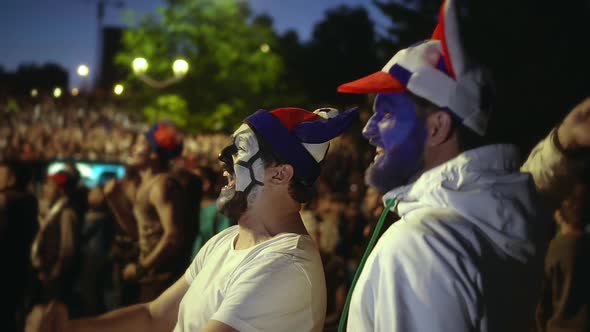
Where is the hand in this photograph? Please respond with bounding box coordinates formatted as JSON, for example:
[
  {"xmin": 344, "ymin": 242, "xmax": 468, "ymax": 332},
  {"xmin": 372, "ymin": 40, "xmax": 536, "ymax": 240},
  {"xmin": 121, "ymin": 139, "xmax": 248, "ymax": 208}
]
[
  {"xmin": 557, "ymin": 97, "xmax": 590, "ymax": 151},
  {"xmin": 123, "ymin": 262, "xmax": 138, "ymax": 280},
  {"xmin": 25, "ymin": 301, "xmax": 69, "ymax": 332}
]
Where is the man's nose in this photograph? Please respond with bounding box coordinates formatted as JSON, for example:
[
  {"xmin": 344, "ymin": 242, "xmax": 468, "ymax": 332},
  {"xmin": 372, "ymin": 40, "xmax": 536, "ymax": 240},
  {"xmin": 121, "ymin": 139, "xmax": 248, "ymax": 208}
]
[{"xmin": 362, "ymin": 114, "xmax": 379, "ymax": 140}]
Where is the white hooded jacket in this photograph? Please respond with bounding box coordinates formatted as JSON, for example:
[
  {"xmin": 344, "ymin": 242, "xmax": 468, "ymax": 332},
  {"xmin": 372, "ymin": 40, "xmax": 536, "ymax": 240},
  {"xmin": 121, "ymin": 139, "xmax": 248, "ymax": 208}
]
[{"xmin": 347, "ymin": 143, "xmax": 552, "ymax": 331}]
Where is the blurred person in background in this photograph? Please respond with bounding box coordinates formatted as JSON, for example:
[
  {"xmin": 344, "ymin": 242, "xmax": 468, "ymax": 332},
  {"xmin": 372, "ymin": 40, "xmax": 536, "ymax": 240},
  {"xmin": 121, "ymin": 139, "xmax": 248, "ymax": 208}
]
[
  {"xmin": 190, "ymin": 166, "xmax": 231, "ymax": 258},
  {"xmin": 31, "ymin": 170, "xmax": 82, "ymax": 315},
  {"xmin": 0, "ymin": 160, "xmax": 38, "ymax": 331},
  {"xmin": 103, "ymin": 166, "xmax": 141, "ymax": 307},
  {"xmin": 317, "ymin": 194, "xmax": 342, "ymax": 255},
  {"xmin": 106, "ymin": 122, "xmax": 188, "ymax": 303},
  {"xmin": 536, "ymin": 181, "xmax": 590, "ymax": 332},
  {"xmin": 168, "ymin": 167, "xmax": 202, "ymax": 269},
  {"xmin": 62, "ymin": 162, "xmax": 89, "ymax": 220},
  {"xmin": 78, "ymin": 184, "xmax": 115, "ymax": 316}
]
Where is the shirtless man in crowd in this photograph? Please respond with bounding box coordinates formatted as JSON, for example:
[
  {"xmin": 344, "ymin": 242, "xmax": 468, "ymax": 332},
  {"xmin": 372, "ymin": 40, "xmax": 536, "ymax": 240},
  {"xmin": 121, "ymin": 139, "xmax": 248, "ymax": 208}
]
[
  {"xmin": 26, "ymin": 107, "xmax": 358, "ymax": 332},
  {"xmin": 104, "ymin": 122, "xmax": 188, "ymax": 302}
]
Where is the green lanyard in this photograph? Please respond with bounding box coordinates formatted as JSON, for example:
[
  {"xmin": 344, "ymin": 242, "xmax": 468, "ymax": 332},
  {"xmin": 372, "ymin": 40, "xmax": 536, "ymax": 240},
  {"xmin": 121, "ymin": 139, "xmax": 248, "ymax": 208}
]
[{"xmin": 338, "ymin": 198, "xmax": 397, "ymax": 332}]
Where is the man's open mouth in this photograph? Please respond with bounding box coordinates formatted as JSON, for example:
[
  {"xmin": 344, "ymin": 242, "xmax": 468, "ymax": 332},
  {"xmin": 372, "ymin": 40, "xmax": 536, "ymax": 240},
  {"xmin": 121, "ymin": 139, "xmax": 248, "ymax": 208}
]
[
  {"xmin": 222, "ymin": 169, "xmax": 236, "ymax": 190},
  {"xmin": 374, "ymin": 147, "xmax": 385, "ymax": 162}
]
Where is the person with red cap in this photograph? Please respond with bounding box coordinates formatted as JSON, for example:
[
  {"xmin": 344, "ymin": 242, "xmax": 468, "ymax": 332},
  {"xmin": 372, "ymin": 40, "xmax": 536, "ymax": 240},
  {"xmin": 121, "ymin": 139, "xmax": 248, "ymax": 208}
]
[
  {"xmin": 26, "ymin": 107, "xmax": 358, "ymax": 332},
  {"xmin": 31, "ymin": 170, "xmax": 81, "ymax": 313},
  {"xmin": 335, "ymin": 0, "xmax": 590, "ymax": 331}
]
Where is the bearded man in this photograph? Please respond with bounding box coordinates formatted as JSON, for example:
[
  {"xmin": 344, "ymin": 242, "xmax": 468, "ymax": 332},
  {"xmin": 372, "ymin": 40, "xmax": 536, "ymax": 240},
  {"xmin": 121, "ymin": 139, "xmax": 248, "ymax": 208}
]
[
  {"xmin": 26, "ymin": 107, "xmax": 358, "ymax": 332},
  {"xmin": 335, "ymin": 0, "xmax": 590, "ymax": 331}
]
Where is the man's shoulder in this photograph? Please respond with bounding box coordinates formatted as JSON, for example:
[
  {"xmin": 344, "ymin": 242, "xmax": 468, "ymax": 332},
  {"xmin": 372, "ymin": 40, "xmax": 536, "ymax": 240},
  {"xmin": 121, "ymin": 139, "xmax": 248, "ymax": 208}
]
[
  {"xmin": 144, "ymin": 173, "xmax": 183, "ymax": 203},
  {"xmin": 374, "ymin": 210, "xmax": 480, "ymax": 271},
  {"xmin": 549, "ymin": 233, "xmax": 590, "ymax": 254},
  {"xmin": 252, "ymin": 233, "xmax": 319, "ymax": 260},
  {"xmin": 236, "ymin": 234, "xmax": 323, "ymax": 282},
  {"xmin": 380, "ymin": 208, "xmax": 469, "ymax": 246},
  {"xmin": 203, "ymin": 225, "xmax": 239, "ymax": 251},
  {"xmin": 153, "ymin": 172, "xmax": 182, "ymax": 192}
]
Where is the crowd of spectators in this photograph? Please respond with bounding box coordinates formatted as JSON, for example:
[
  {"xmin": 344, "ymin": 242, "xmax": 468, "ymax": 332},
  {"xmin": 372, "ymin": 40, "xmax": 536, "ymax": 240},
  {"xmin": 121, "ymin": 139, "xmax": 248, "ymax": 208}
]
[
  {"xmin": 3, "ymin": 95, "xmax": 586, "ymax": 332},
  {"xmin": 0, "ymin": 96, "xmax": 385, "ymax": 331}
]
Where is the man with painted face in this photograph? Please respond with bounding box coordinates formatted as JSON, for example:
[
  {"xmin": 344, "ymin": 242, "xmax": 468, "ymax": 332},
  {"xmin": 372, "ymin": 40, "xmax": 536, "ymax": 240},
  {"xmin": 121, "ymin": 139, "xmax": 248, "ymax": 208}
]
[
  {"xmin": 26, "ymin": 107, "xmax": 358, "ymax": 332},
  {"xmin": 335, "ymin": 0, "xmax": 590, "ymax": 331}
]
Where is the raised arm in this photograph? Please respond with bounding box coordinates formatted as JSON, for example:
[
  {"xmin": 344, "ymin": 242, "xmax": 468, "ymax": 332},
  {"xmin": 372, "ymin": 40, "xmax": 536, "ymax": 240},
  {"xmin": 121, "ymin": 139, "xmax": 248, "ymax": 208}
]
[
  {"xmin": 521, "ymin": 97, "xmax": 590, "ymax": 208},
  {"xmin": 26, "ymin": 274, "xmax": 189, "ymax": 332}
]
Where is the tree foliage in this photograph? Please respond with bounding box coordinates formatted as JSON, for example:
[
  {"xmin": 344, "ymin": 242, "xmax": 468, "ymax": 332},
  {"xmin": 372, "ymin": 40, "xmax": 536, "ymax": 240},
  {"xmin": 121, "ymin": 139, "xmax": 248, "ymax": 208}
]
[
  {"xmin": 116, "ymin": 0, "xmax": 285, "ymax": 132},
  {"xmin": 276, "ymin": 6, "xmax": 382, "ymax": 109},
  {"xmin": 373, "ymin": 0, "xmax": 439, "ymax": 50}
]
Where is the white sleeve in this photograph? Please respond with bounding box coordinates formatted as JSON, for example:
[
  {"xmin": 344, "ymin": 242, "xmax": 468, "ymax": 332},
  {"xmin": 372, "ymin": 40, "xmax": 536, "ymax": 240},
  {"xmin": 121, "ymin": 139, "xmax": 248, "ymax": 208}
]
[
  {"xmin": 211, "ymin": 255, "xmax": 313, "ymax": 332},
  {"xmin": 349, "ymin": 223, "xmax": 478, "ymax": 332},
  {"xmin": 521, "ymin": 128, "xmax": 586, "ymax": 208}
]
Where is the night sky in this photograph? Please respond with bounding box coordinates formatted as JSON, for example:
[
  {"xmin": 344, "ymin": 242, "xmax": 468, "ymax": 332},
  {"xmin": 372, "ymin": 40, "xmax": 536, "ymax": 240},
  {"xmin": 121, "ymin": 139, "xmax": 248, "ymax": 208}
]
[{"xmin": 0, "ymin": 0, "xmax": 387, "ymax": 89}]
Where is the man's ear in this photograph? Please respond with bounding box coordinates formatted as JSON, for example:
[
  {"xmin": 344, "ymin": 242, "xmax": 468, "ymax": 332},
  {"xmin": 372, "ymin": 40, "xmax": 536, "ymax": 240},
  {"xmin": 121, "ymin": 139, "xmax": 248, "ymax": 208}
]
[
  {"xmin": 268, "ymin": 164, "xmax": 295, "ymax": 185},
  {"xmin": 426, "ymin": 110, "xmax": 454, "ymax": 147}
]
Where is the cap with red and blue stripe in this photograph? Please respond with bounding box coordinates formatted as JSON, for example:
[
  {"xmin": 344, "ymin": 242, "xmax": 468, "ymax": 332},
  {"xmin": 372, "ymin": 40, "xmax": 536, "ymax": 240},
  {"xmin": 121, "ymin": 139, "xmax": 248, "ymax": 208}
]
[{"xmin": 245, "ymin": 106, "xmax": 359, "ymax": 185}]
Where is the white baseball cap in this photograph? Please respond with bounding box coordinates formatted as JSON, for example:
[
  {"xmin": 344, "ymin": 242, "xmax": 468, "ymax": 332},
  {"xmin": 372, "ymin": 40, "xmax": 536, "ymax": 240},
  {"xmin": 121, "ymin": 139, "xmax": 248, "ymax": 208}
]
[{"xmin": 338, "ymin": 0, "xmax": 492, "ymax": 136}]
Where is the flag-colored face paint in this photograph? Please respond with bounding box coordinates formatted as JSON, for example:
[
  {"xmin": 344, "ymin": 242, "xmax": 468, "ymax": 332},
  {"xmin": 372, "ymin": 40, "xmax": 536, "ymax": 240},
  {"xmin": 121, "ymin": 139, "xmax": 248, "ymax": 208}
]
[{"xmin": 363, "ymin": 93, "xmax": 427, "ymax": 193}]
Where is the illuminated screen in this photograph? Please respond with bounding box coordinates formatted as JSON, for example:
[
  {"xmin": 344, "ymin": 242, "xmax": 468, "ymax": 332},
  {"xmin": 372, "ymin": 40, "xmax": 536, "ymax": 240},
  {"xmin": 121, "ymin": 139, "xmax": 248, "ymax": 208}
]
[{"xmin": 47, "ymin": 161, "xmax": 126, "ymax": 188}]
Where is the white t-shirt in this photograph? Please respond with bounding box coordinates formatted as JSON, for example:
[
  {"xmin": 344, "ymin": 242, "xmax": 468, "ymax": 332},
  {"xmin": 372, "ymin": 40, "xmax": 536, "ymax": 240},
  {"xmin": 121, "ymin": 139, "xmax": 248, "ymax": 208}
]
[{"xmin": 173, "ymin": 225, "xmax": 326, "ymax": 332}]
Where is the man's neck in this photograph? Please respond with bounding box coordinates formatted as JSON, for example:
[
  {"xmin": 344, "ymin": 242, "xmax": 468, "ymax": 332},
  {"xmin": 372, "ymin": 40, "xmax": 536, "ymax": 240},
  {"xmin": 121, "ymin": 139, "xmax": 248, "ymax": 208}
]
[
  {"xmin": 139, "ymin": 164, "xmax": 165, "ymax": 182},
  {"xmin": 235, "ymin": 201, "xmax": 306, "ymax": 250},
  {"xmin": 423, "ymin": 135, "xmax": 462, "ymax": 173}
]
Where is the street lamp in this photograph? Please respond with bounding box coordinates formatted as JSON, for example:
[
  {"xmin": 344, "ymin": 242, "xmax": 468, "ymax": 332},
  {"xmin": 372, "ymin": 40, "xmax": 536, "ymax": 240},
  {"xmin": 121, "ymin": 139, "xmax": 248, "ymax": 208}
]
[
  {"xmin": 77, "ymin": 64, "xmax": 90, "ymax": 77},
  {"xmin": 131, "ymin": 57, "xmax": 189, "ymax": 89},
  {"xmin": 113, "ymin": 83, "xmax": 124, "ymax": 96},
  {"xmin": 53, "ymin": 87, "xmax": 63, "ymax": 98},
  {"xmin": 30, "ymin": 89, "xmax": 38, "ymax": 98},
  {"xmin": 132, "ymin": 58, "xmax": 148, "ymax": 74},
  {"xmin": 77, "ymin": 64, "xmax": 90, "ymax": 93},
  {"xmin": 71, "ymin": 88, "xmax": 80, "ymax": 96},
  {"xmin": 260, "ymin": 43, "xmax": 271, "ymax": 53},
  {"xmin": 172, "ymin": 59, "xmax": 189, "ymax": 77}
]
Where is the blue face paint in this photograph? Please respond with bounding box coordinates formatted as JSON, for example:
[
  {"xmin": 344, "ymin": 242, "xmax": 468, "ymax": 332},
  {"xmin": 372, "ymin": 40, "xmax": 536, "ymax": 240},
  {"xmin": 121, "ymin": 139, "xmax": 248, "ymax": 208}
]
[{"xmin": 363, "ymin": 93, "xmax": 427, "ymax": 193}]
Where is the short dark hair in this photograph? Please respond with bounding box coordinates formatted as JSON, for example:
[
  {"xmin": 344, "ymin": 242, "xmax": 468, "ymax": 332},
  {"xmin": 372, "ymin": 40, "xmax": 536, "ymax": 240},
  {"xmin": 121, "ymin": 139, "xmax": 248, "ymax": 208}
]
[
  {"xmin": 0, "ymin": 160, "xmax": 32, "ymax": 190},
  {"xmin": 253, "ymin": 131, "xmax": 315, "ymax": 204},
  {"xmin": 410, "ymin": 94, "xmax": 488, "ymax": 152}
]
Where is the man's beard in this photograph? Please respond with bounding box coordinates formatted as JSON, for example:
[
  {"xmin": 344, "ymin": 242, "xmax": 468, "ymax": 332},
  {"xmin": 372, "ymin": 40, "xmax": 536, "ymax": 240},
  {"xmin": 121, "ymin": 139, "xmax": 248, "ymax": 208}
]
[
  {"xmin": 365, "ymin": 150, "xmax": 424, "ymax": 194},
  {"xmin": 217, "ymin": 181, "xmax": 263, "ymax": 223},
  {"xmin": 217, "ymin": 188, "xmax": 248, "ymax": 223}
]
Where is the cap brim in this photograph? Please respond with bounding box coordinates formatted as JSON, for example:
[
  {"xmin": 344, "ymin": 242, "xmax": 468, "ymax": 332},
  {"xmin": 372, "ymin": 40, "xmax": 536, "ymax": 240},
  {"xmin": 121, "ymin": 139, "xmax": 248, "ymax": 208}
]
[{"xmin": 337, "ymin": 71, "xmax": 406, "ymax": 94}]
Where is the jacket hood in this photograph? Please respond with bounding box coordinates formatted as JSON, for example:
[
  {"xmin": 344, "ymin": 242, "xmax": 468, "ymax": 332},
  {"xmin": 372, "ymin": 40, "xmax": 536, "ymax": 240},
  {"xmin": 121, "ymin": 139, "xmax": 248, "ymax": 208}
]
[{"xmin": 383, "ymin": 144, "xmax": 549, "ymax": 262}]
